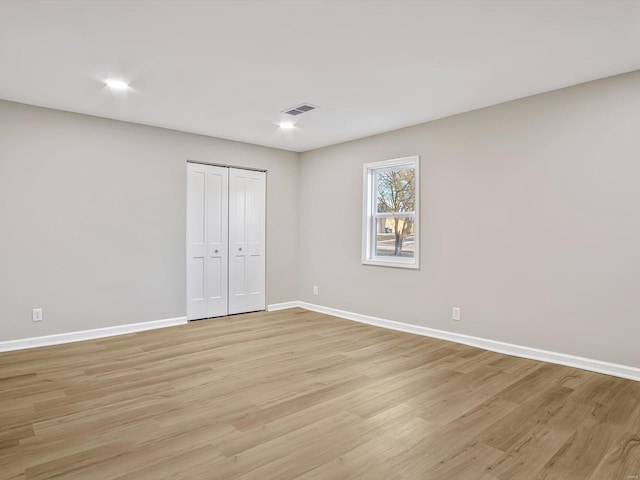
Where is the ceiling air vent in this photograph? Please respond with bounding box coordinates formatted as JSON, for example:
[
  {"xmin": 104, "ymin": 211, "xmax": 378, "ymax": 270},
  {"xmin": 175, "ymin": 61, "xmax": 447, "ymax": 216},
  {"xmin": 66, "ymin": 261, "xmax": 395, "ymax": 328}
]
[{"xmin": 283, "ymin": 103, "xmax": 318, "ymax": 116}]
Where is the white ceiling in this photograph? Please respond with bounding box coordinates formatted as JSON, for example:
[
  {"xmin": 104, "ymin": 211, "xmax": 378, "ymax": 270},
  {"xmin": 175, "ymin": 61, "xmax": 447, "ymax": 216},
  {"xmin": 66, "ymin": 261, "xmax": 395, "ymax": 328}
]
[{"xmin": 1, "ymin": 1, "xmax": 640, "ymax": 152}]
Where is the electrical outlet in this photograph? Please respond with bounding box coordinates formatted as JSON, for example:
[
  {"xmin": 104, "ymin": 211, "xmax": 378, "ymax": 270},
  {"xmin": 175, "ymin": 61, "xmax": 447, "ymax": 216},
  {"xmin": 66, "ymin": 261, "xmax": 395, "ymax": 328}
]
[
  {"xmin": 452, "ymin": 307, "xmax": 461, "ymax": 321},
  {"xmin": 32, "ymin": 308, "xmax": 43, "ymax": 322},
  {"xmin": 313, "ymin": 285, "xmax": 319, "ymax": 296}
]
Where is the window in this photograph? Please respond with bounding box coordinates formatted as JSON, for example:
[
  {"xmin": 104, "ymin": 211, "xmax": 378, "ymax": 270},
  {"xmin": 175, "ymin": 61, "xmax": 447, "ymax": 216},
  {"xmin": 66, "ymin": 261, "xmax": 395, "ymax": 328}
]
[{"xmin": 362, "ymin": 156, "xmax": 419, "ymax": 269}]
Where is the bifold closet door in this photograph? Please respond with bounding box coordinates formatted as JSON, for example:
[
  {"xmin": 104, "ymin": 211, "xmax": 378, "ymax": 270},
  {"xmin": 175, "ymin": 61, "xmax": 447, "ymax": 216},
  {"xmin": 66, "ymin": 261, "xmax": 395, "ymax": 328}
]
[
  {"xmin": 186, "ymin": 163, "xmax": 229, "ymax": 320},
  {"xmin": 228, "ymin": 168, "xmax": 266, "ymax": 314}
]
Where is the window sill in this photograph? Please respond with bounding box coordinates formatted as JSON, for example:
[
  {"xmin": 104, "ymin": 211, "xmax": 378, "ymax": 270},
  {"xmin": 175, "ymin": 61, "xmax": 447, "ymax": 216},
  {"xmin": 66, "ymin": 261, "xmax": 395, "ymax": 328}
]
[{"xmin": 362, "ymin": 259, "xmax": 420, "ymax": 270}]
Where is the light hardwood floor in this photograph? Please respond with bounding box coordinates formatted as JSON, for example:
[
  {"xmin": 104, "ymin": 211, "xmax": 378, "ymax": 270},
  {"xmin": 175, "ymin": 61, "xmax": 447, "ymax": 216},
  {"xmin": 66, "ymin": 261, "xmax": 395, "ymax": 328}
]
[{"xmin": 1, "ymin": 308, "xmax": 639, "ymax": 479}]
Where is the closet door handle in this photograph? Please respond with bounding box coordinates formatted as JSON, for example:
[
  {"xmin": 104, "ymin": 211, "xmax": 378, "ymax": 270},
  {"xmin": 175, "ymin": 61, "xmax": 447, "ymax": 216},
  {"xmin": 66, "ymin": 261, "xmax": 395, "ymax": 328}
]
[
  {"xmin": 239, "ymin": 247, "xmax": 243, "ymax": 252},
  {"xmin": 214, "ymin": 249, "xmax": 219, "ymax": 253}
]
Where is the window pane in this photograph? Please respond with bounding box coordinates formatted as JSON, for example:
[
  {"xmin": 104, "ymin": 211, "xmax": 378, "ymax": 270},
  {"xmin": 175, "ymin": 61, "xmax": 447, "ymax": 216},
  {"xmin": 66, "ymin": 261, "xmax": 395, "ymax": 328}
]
[
  {"xmin": 374, "ymin": 217, "xmax": 415, "ymax": 258},
  {"xmin": 376, "ymin": 167, "xmax": 415, "ymax": 214}
]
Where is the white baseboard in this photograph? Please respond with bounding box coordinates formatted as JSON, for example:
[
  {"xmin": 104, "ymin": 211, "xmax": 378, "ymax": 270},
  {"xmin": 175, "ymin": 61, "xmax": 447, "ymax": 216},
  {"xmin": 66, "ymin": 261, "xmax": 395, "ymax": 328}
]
[
  {"xmin": 269, "ymin": 300, "xmax": 640, "ymax": 382},
  {"xmin": 266, "ymin": 301, "xmax": 301, "ymax": 312},
  {"xmin": 8, "ymin": 302, "xmax": 638, "ymax": 382},
  {"xmin": 0, "ymin": 316, "xmax": 188, "ymax": 352}
]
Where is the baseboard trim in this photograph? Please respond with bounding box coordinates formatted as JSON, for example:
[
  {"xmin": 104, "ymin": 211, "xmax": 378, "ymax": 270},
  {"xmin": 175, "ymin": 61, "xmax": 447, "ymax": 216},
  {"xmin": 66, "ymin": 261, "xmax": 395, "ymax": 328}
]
[
  {"xmin": 0, "ymin": 316, "xmax": 188, "ymax": 352},
  {"xmin": 289, "ymin": 301, "xmax": 640, "ymax": 382},
  {"xmin": 9, "ymin": 302, "xmax": 637, "ymax": 382},
  {"xmin": 266, "ymin": 301, "xmax": 301, "ymax": 312}
]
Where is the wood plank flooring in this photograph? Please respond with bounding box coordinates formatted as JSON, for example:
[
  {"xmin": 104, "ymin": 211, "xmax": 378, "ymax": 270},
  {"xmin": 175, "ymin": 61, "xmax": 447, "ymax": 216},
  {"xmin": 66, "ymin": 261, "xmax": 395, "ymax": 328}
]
[{"xmin": 1, "ymin": 308, "xmax": 639, "ymax": 479}]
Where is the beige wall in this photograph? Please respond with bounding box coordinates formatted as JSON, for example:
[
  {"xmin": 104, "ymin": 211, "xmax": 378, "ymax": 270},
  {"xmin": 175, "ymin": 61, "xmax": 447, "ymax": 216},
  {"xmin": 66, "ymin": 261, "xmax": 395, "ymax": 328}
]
[
  {"xmin": 299, "ymin": 71, "xmax": 640, "ymax": 368},
  {"xmin": 0, "ymin": 100, "xmax": 299, "ymax": 341}
]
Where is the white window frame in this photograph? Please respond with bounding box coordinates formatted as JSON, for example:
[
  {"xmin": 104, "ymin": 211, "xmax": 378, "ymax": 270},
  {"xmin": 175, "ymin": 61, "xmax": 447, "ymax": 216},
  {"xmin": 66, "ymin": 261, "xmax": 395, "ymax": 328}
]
[{"xmin": 362, "ymin": 155, "xmax": 420, "ymax": 269}]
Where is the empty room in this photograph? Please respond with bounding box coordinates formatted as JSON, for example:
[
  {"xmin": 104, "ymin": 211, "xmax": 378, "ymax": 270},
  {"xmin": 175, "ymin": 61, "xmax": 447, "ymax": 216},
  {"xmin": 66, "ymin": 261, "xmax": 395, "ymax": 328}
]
[{"xmin": 1, "ymin": 1, "xmax": 640, "ymax": 479}]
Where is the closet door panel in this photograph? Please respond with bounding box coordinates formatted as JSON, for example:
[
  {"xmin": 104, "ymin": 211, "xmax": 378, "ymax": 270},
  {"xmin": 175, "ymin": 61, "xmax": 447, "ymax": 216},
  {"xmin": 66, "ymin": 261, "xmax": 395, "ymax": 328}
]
[
  {"xmin": 187, "ymin": 165, "xmax": 207, "ymax": 320},
  {"xmin": 229, "ymin": 168, "xmax": 266, "ymax": 314},
  {"xmin": 205, "ymin": 168, "xmax": 228, "ymax": 318},
  {"xmin": 187, "ymin": 163, "xmax": 228, "ymax": 320}
]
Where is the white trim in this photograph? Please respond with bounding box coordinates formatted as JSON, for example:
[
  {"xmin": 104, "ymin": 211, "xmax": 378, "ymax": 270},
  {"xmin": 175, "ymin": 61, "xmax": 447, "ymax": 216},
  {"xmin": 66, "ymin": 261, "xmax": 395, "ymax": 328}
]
[
  {"xmin": 7, "ymin": 303, "xmax": 638, "ymax": 382},
  {"xmin": 364, "ymin": 156, "xmax": 418, "ymax": 170},
  {"xmin": 362, "ymin": 258, "xmax": 420, "ymax": 269},
  {"xmin": 0, "ymin": 316, "xmax": 188, "ymax": 352},
  {"xmin": 266, "ymin": 301, "xmax": 300, "ymax": 312},
  {"xmin": 291, "ymin": 301, "xmax": 640, "ymax": 382}
]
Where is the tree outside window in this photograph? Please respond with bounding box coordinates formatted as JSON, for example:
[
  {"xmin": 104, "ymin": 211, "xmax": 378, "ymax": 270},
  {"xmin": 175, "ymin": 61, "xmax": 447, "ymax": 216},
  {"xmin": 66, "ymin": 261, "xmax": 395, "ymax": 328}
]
[{"xmin": 376, "ymin": 167, "xmax": 415, "ymax": 256}]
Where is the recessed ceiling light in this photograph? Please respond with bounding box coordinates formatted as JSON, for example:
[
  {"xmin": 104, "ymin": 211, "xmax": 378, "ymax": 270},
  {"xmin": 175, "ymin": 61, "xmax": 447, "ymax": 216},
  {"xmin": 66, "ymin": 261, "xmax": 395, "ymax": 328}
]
[
  {"xmin": 105, "ymin": 79, "xmax": 130, "ymax": 90},
  {"xmin": 278, "ymin": 121, "xmax": 295, "ymax": 130}
]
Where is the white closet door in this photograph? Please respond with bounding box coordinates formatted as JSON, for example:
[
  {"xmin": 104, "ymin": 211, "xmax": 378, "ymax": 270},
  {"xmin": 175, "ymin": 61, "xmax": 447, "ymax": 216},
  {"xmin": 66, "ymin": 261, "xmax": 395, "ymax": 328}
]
[
  {"xmin": 228, "ymin": 168, "xmax": 266, "ymax": 314},
  {"xmin": 187, "ymin": 163, "xmax": 229, "ymax": 320}
]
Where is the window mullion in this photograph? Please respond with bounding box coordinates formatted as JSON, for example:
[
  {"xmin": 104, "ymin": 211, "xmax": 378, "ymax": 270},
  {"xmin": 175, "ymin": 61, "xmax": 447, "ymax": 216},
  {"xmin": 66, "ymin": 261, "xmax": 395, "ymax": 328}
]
[{"xmin": 373, "ymin": 212, "xmax": 415, "ymax": 219}]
